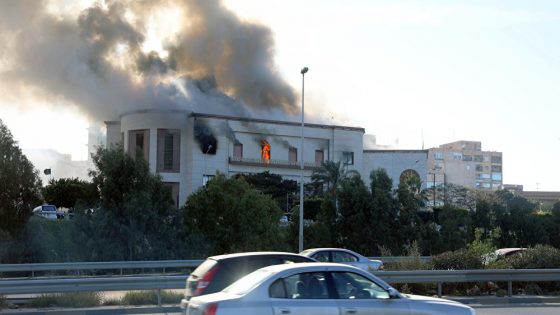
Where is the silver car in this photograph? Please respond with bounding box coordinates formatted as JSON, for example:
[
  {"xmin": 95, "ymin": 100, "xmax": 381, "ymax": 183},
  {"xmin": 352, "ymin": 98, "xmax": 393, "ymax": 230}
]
[
  {"xmin": 186, "ymin": 262, "xmax": 475, "ymax": 315},
  {"xmin": 300, "ymin": 248, "xmax": 384, "ymax": 271}
]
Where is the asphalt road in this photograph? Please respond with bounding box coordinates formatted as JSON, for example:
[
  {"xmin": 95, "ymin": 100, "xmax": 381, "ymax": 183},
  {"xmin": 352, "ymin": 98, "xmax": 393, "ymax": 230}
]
[
  {"xmin": 157, "ymin": 304, "xmax": 560, "ymax": 315},
  {"xmin": 473, "ymin": 303, "xmax": 560, "ymax": 315}
]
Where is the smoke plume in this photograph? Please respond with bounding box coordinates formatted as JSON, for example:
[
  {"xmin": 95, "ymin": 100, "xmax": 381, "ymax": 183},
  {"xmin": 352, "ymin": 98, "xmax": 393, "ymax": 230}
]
[{"xmin": 0, "ymin": 0, "xmax": 298, "ymax": 122}]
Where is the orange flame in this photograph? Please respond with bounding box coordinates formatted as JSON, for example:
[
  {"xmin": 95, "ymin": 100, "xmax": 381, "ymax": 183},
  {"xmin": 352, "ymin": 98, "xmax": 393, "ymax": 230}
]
[{"xmin": 261, "ymin": 140, "xmax": 270, "ymax": 162}]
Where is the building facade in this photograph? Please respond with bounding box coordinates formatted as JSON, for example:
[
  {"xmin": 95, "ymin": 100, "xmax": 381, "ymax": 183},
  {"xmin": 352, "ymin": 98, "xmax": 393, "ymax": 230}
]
[
  {"xmin": 427, "ymin": 140, "xmax": 503, "ymax": 191},
  {"xmin": 106, "ymin": 110, "xmax": 372, "ymax": 206}
]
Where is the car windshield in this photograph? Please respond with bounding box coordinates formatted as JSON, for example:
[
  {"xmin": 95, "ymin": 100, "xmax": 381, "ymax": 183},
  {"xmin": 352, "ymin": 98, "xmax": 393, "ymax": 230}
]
[{"xmin": 223, "ymin": 269, "xmax": 273, "ymax": 295}]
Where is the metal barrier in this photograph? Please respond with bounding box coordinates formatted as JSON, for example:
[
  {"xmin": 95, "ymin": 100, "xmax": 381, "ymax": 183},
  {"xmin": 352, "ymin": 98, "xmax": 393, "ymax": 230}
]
[
  {"xmin": 2, "ymin": 267, "xmax": 560, "ymax": 302},
  {"xmin": 0, "ymin": 260, "xmax": 202, "ymax": 277},
  {"xmin": 2, "ymin": 258, "xmax": 559, "ymax": 306},
  {"xmin": 372, "ymin": 268, "xmax": 560, "ymax": 297}
]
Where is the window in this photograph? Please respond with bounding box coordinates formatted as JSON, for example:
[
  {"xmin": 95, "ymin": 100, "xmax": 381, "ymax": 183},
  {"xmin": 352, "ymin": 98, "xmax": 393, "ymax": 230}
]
[
  {"xmin": 342, "ymin": 151, "xmax": 354, "ymax": 165},
  {"xmin": 128, "ymin": 129, "xmax": 149, "ymax": 162},
  {"xmin": 476, "ymin": 164, "xmax": 483, "ymax": 172},
  {"xmin": 434, "ymin": 151, "xmax": 444, "ymax": 160},
  {"xmin": 261, "ymin": 140, "xmax": 271, "ymax": 162},
  {"xmin": 492, "ymin": 173, "xmax": 502, "ymax": 180},
  {"xmin": 332, "ymin": 251, "xmax": 358, "ymax": 263},
  {"xmin": 164, "ymin": 182, "xmax": 180, "ymax": 208},
  {"xmin": 462, "ymin": 155, "xmax": 472, "ymax": 161},
  {"xmin": 269, "ymin": 272, "xmax": 330, "ymax": 299},
  {"xmin": 233, "ymin": 143, "xmax": 243, "ymax": 158},
  {"xmin": 474, "ymin": 155, "xmax": 483, "ymax": 162},
  {"xmin": 315, "ymin": 150, "xmax": 324, "ymax": 164},
  {"xmin": 203, "ymin": 174, "xmax": 215, "ymax": 186},
  {"xmin": 452, "ymin": 152, "xmax": 462, "ymax": 160},
  {"xmin": 331, "ymin": 272, "xmax": 389, "ymax": 299},
  {"xmin": 289, "ymin": 147, "xmax": 297, "ymax": 162},
  {"xmin": 492, "ymin": 165, "xmax": 502, "ymax": 172},
  {"xmin": 492, "ymin": 156, "xmax": 502, "ymax": 164},
  {"xmin": 157, "ymin": 129, "xmax": 180, "ymax": 172}
]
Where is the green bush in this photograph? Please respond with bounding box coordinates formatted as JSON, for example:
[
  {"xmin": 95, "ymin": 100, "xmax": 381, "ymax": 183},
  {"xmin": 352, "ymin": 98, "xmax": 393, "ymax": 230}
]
[
  {"xmin": 508, "ymin": 245, "xmax": 560, "ymax": 269},
  {"xmin": 432, "ymin": 249, "xmax": 483, "ymax": 270}
]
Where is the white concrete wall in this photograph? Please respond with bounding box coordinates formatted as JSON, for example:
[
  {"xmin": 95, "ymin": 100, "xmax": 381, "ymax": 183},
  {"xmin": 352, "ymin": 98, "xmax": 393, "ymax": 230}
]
[{"xmin": 362, "ymin": 151, "xmax": 428, "ymax": 189}]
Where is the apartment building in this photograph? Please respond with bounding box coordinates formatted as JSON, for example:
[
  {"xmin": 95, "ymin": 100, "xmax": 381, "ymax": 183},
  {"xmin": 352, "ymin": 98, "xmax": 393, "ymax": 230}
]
[{"xmin": 427, "ymin": 140, "xmax": 503, "ymax": 191}]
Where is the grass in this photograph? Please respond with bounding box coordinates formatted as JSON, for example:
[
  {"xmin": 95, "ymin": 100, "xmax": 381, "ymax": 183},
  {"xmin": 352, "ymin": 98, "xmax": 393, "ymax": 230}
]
[
  {"xmin": 26, "ymin": 290, "xmax": 183, "ymax": 308},
  {"xmin": 29, "ymin": 292, "xmax": 102, "ymax": 308},
  {"xmin": 0, "ymin": 295, "xmax": 7, "ymax": 309},
  {"xmin": 121, "ymin": 290, "xmax": 183, "ymax": 305}
]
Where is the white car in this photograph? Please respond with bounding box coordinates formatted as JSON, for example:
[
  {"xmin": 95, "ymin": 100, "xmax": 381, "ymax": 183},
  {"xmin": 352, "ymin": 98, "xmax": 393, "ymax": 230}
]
[
  {"xmin": 300, "ymin": 248, "xmax": 384, "ymax": 271},
  {"xmin": 186, "ymin": 262, "xmax": 475, "ymax": 315}
]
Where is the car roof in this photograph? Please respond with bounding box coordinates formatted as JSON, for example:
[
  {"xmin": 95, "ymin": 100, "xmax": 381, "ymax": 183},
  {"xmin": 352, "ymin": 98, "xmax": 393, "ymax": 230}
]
[
  {"xmin": 301, "ymin": 248, "xmax": 359, "ymax": 254},
  {"xmin": 208, "ymin": 251, "xmax": 310, "ymax": 261},
  {"xmin": 495, "ymin": 248, "xmax": 526, "ymax": 256},
  {"xmin": 260, "ymin": 262, "xmax": 361, "ymax": 273}
]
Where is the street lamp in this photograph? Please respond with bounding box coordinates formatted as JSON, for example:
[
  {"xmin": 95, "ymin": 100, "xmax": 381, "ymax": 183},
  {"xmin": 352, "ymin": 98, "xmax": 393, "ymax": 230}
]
[{"xmin": 299, "ymin": 66, "xmax": 308, "ymax": 253}]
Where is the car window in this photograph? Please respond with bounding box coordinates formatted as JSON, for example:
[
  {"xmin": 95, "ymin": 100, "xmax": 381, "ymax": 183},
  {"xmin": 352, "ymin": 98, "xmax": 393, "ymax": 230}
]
[
  {"xmin": 331, "ymin": 272, "xmax": 389, "ymax": 299},
  {"xmin": 312, "ymin": 251, "xmax": 330, "ymax": 262},
  {"xmin": 192, "ymin": 259, "xmax": 218, "ymax": 277},
  {"xmin": 223, "ymin": 269, "xmax": 272, "ymax": 295},
  {"xmin": 269, "ymin": 272, "xmax": 329, "ymax": 299},
  {"xmin": 332, "ymin": 251, "xmax": 358, "ymax": 263}
]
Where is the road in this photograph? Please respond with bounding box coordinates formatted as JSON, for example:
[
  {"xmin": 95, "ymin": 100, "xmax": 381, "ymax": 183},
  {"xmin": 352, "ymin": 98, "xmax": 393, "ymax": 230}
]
[
  {"xmin": 156, "ymin": 304, "xmax": 560, "ymax": 315},
  {"xmin": 473, "ymin": 303, "xmax": 560, "ymax": 315}
]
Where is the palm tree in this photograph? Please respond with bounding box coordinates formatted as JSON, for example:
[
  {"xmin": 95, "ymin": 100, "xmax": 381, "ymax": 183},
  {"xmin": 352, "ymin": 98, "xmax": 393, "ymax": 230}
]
[{"xmin": 311, "ymin": 160, "xmax": 359, "ymax": 214}]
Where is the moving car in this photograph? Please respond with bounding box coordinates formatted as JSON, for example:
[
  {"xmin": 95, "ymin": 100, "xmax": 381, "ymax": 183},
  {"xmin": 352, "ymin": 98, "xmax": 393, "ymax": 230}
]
[
  {"xmin": 186, "ymin": 262, "xmax": 475, "ymax": 315},
  {"xmin": 300, "ymin": 247, "xmax": 383, "ymax": 271},
  {"xmin": 180, "ymin": 251, "xmax": 314, "ymax": 312}
]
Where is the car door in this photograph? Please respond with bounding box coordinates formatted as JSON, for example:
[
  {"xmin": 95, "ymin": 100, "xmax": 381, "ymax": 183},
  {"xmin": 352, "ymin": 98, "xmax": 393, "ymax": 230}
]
[
  {"xmin": 269, "ymin": 271, "xmax": 339, "ymax": 315},
  {"xmin": 330, "ymin": 271, "xmax": 411, "ymax": 315}
]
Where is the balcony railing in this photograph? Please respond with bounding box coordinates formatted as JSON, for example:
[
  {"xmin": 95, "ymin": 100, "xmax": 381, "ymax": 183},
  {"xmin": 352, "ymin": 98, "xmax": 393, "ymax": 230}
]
[{"xmin": 229, "ymin": 156, "xmax": 322, "ymax": 170}]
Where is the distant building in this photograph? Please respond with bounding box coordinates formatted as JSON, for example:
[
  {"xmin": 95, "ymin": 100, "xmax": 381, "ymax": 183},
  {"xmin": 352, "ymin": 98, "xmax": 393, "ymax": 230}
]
[
  {"xmin": 427, "ymin": 140, "xmax": 502, "ymax": 191},
  {"xmin": 503, "ymin": 184, "xmax": 560, "ymax": 205},
  {"xmin": 363, "ymin": 150, "xmax": 428, "ymax": 190}
]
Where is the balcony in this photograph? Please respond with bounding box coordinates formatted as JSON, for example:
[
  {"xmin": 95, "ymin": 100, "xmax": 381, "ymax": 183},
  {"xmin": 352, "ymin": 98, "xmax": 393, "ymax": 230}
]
[{"xmin": 229, "ymin": 156, "xmax": 322, "ymax": 170}]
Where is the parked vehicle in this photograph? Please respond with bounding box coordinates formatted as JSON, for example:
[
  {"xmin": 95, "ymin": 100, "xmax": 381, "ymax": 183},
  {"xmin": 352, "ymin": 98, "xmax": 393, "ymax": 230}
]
[
  {"xmin": 300, "ymin": 247, "xmax": 383, "ymax": 271},
  {"xmin": 483, "ymin": 247, "xmax": 527, "ymax": 265},
  {"xmin": 180, "ymin": 251, "xmax": 315, "ymax": 312},
  {"xmin": 186, "ymin": 262, "xmax": 475, "ymax": 315},
  {"xmin": 32, "ymin": 204, "xmax": 62, "ymax": 219}
]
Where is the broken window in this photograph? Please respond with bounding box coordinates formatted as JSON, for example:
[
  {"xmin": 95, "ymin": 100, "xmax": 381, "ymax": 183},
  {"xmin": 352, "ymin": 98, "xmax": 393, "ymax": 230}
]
[{"xmin": 261, "ymin": 140, "xmax": 271, "ymax": 162}]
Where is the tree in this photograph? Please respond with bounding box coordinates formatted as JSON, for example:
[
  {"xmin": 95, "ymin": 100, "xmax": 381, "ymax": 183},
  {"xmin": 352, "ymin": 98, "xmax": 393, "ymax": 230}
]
[
  {"xmin": 236, "ymin": 171, "xmax": 298, "ymax": 213},
  {"xmin": 0, "ymin": 119, "xmax": 42, "ymax": 236},
  {"xmin": 369, "ymin": 168, "xmax": 398, "ymax": 254},
  {"xmin": 395, "ymin": 174, "xmax": 425, "ymax": 250},
  {"xmin": 336, "ymin": 173, "xmax": 374, "ymax": 254},
  {"xmin": 183, "ymin": 173, "xmax": 287, "ymax": 255},
  {"xmin": 436, "ymin": 205, "xmax": 472, "ymax": 252},
  {"xmin": 42, "ymin": 178, "xmax": 98, "ymax": 210},
  {"xmin": 85, "ymin": 145, "xmax": 186, "ymax": 261}
]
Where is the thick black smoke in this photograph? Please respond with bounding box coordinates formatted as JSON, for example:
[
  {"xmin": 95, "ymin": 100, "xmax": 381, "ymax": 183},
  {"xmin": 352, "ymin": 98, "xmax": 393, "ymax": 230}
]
[{"xmin": 0, "ymin": 0, "xmax": 298, "ymax": 122}]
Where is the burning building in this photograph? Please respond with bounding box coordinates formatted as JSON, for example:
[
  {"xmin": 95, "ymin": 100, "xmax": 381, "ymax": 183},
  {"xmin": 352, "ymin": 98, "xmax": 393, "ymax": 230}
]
[{"xmin": 105, "ymin": 109, "xmax": 373, "ymax": 206}]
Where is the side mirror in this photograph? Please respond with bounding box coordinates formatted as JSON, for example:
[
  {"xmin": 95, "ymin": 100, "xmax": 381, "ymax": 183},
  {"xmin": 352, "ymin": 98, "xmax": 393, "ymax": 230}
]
[{"xmin": 387, "ymin": 287, "xmax": 400, "ymax": 299}]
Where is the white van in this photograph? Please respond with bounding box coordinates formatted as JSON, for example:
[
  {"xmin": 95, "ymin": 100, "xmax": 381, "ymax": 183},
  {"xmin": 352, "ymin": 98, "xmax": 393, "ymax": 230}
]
[{"xmin": 33, "ymin": 204, "xmax": 59, "ymax": 219}]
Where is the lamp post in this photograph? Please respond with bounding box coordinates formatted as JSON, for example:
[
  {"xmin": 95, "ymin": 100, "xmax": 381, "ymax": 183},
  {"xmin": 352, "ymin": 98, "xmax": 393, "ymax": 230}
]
[{"xmin": 299, "ymin": 66, "xmax": 308, "ymax": 253}]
